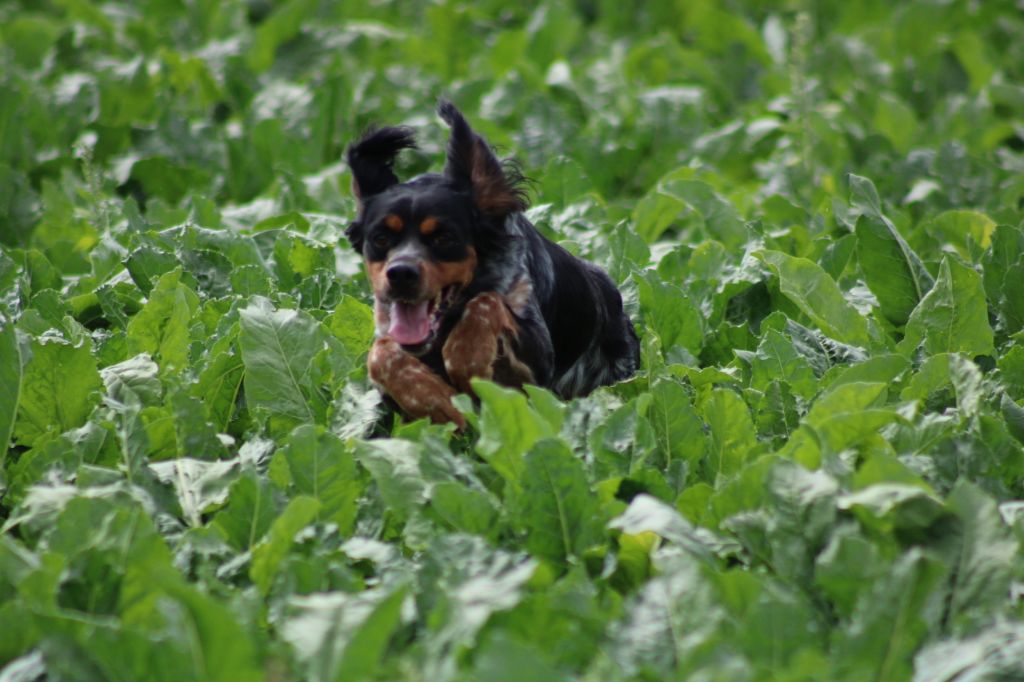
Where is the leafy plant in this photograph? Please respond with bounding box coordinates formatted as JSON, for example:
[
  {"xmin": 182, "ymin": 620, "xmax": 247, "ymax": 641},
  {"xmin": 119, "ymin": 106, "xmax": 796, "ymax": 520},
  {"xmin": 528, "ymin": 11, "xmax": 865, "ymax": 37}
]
[{"xmin": 3, "ymin": 0, "xmax": 1024, "ymax": 679}]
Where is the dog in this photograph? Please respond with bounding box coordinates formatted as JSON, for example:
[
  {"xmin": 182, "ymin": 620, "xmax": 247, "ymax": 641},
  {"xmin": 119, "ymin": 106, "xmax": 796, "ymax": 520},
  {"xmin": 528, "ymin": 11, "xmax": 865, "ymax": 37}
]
[{"xmin": 345, "ymin": 101, "xmax": 640, "ymax": 428}]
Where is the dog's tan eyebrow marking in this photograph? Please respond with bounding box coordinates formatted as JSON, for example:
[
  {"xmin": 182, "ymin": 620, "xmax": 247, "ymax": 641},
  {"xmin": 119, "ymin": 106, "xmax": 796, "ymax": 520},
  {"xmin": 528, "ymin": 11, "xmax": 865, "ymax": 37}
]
[
  {"xmin": 384, "ymin": 214, "xmax": 404, "ymax": 231},
  {"xmin": 419, "ymin": 217, "xmax": 439, "ymax": 235}
]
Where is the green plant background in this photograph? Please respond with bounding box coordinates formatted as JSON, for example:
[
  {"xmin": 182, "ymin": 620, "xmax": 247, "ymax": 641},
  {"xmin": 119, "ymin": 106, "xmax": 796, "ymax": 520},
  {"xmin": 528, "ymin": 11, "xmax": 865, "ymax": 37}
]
[{"xmin": 3, "ymin": 0, "xmax": 1024, "ymax": 679}]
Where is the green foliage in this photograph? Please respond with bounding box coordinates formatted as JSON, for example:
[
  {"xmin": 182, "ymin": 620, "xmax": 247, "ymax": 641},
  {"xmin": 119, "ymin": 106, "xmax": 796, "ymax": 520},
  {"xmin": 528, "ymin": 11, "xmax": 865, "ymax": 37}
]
[{"xmin": 3, "ymin": 0, "xmax": 1024, "ymax": 679}]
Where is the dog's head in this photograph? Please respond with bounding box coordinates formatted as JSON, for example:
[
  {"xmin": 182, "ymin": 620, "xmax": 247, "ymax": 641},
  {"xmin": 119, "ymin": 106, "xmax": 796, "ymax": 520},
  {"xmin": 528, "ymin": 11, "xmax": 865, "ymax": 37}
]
[{"xmin": 345, "ymin": 101, "xmax": 527, "ymax": 353}]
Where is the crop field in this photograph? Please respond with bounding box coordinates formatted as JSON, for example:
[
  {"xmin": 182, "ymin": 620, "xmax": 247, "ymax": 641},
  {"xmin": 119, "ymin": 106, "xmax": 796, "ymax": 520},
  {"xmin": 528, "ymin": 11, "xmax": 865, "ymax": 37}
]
[{"xmin": 2, "ymin": 0, "xmax": 1024, "ymax": 680}]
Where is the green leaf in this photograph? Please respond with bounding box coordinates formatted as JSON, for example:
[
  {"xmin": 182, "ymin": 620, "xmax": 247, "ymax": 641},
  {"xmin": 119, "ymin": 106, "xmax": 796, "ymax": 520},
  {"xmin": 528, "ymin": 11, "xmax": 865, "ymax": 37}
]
[
  {"xmin": 472, "ymin": 632, "xmax": 570, "ymax": 682},
  {"xmin": 512, "ymin": 439, "xmax": 603, "ymax": 567},
  {"xmin": 607, "ymin": 550, "xmax": 721, "ymax": 678},
  {"xmin": 660, "ymin": 177, "xmax": 746, "ymax": 248},
  {"xmin": 325, "ymin": 294, "xmax": 375, "ymax": 369},
  {"xmin": 155, "ymin": 579, "xmax": 264, "ymax": 682},
  {"xmin": 609, "ymin": 493, "xmax": 722, "ymax": 561},
  {"xmin": 125, "ymin": 268, "xmax": 199, "ymax": 371},
  {"xmin": 981, "ymin": 224, "xmax": 1024, "ymax": 303},
  {"xmin": 333, "ymin": 584, "xmax": 409, "ymax": 681},
  {"xmin": 702, "ymin": 388, "xmax": 759, "ymax": 480},
  {"xmin": 643, "ymin": 379, "xmax": 706, "ymax": 470},
  {"xmin": 822, "ymin": 353, "xmax": 910, "ymax": 393},
  {"xmin": 852, "ymin": 175, "xmax": 933, "ymax": 326},
  {"xmin": 420, "ymin": 535, "xmax": 537, "ymax": 658},
  {"xmin": 872, "ymin": 94, "xmax": 918, "ymax": 153},
  {"xmin": 900, "ymin": 255, "xmax": 995, "ymax": 358},
  {"xmin": 815, "ymin": 531, "xmax": 882, "ymax": 618},
  {"xmin": 431, "ymin": 481, "xmax": 500, "ymax": 538},
  {"xmin": 927, "ymin": 209, "xmax": 996, "ymax": 260},
  {"xmin": 833, "ymin": 550, "xmax": 945, "ymax": 681},
  {"xmin": 211, "ymin": 469, "xmax": 278, "ymax": 551},
  {"xmin": 281, "ymin": 584, "xmax": 409, "ymax": 682},
  {"xmin": 280, "ymin": 425, "xmax": 361, "ymax": 535},
  {"xmin": 149, "ymin": 458, "xmax": 239, "ymax": 528},
  {"xmin": 474, "ymin": 380, "xmax": 558, "ymax": 488},
  {"xmin": 14, "ymin": 335, "xmax": 102, "ymax": 448},
  {"xmin": 354, "ymin": 439, "xmax": 429, "ymax": 521},
  {"xmin": 238, "ymin": 297, "xmax": 329, "ymax": 431},
  {"xmin": 838, "ymin": 484, "xmax": 946, "ymax": 534},
  {"xmin": 943, "ymin": 481, "xmax": 1019, "ymax": 627},
  {"xmin": 0, "ymin": 313, "xmax": 21, "ymax": 458},
  {"xmin": 250, "ymin": 494, "xmax": 320, "ymax": 595},
  {"xmin": 635, "ymin": 270, "xmax": 704, "ymax": 355},
  {"xmin": 748, "ymin": 328, "xmax": 819, "ymax": 399},
  {"xmin": 914, "ymin": 622, "xmax": 1024, "ymax": 681},
  {"xmin": 1001, "ymin": 262, "xmax": 1024, "ymax": 331},
  {"xmin": 759, "ymin": 250, "xmax": 870, "ymax": 347},
  {"xmin": 193, "ymin": 340, "xmax": 245, "ymax": 431}
]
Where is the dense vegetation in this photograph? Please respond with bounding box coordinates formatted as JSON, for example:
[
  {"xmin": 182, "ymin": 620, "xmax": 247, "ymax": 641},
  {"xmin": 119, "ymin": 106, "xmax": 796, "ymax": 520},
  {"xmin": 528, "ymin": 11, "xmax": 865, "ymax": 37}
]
[{"xmin": 3, "ymin": 1, "xmax": 1024, "ymax": 679}]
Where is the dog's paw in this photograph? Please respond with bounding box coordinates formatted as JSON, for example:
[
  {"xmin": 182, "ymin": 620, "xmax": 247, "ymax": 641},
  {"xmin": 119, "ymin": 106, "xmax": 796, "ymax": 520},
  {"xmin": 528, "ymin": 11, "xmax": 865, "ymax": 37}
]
[
  {"xmin": 369, "ymin": 338, "xmax": 466, "ymax": 429},
  {"xmin": 442, "ymin": 292, "xmax": 521, "ymax": 395}
]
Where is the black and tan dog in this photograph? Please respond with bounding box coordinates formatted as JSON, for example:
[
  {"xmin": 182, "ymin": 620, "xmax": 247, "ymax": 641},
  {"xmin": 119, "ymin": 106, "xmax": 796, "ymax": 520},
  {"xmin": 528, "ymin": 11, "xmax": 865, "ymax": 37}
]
[{"xmin": 345, "ymin": 102, "xmax": 639, "ymax": 428}]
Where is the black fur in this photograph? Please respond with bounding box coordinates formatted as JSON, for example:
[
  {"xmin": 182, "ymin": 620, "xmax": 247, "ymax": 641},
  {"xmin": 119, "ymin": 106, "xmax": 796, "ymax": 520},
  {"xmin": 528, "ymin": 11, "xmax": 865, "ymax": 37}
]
[{"xmin": 346, "ymin": 101, "xmax": 639, "ymax": 399}]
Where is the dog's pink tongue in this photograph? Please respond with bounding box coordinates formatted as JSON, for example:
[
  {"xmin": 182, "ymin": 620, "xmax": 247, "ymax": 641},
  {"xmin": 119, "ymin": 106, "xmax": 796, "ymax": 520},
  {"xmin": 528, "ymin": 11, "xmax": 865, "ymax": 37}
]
[{"xmin": 389, "ymin": 300, "xmax": 431, "ymax": 346}]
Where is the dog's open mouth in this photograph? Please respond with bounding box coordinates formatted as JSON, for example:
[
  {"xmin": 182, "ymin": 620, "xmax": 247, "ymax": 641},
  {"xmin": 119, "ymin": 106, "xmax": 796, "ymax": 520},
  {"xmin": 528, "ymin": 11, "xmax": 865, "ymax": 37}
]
[{"xmin": 387, "ymin": 285, "xmax": 461, "ymax": 348}]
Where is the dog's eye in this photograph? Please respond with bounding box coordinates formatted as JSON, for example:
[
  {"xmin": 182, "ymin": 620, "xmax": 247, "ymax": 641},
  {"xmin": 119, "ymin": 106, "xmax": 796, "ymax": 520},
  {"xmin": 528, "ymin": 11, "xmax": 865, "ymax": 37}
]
[
  {"xmin": 433, "ymin": 231, "xmax": 455, "ymax": 248},
  {"xmin": 371, "ymin": 233, "xmax": 391, "ymax": 250}
]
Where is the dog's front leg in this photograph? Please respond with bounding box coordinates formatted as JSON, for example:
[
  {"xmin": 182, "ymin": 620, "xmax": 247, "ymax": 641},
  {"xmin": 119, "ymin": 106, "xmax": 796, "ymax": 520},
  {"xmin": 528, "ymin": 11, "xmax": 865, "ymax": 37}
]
[
  {"xmin": 442, "ymin": 292, "xmax": 536, "ymax": 395},
  {"xmin": 368, "ymin": 337, "xmax": 466, "ymax": 429}
]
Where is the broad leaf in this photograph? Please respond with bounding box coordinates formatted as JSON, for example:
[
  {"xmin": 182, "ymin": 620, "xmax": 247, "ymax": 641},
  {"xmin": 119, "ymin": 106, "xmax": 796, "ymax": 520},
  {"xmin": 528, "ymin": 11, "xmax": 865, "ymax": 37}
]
[
  {"xmin": 512, "ymin": 438, "xmax": 603, "ymax": 567},
  {"xmin": 901, "ymin": 255, "xmax": 994, "ymax": 358},
  {"xmin": 759, "ymin": 250, "xmax": 870, "ymax": 347}
]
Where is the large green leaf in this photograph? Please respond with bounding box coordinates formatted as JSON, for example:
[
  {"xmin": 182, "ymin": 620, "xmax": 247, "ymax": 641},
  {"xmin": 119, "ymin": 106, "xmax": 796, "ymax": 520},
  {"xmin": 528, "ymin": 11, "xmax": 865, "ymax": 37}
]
[
  {"xmin": 943, "ymin": 481, "xmax": 1019, "ymax": 627},
  {"xmin": 239, "ymin": 297, "xmax": 329, "ymax": 431},
  {"xmin": 851, "ymin": 174, "xmax": 933, "ymax": 325},
  {"xmin": 280, "ymin": 425, "xmax": 361, "ymax": 535},
  {"xmin": 635, "ymin": 270, "xmax": 704, "ymax": 356},
  {"xmin": 14, "ymin": 336, "xmax": 102, "ymax": 448},
  {"xmin": 354, "ymin": 439, "xmax": 429, "ymax": 521},
  {"xmin": 832, "ymin": 550, "xmax": 946, "ymax": 681},
  {"xmin": 901, "ymin": 255, "xmax": 995, "ymax": 357},
  {"xmin": 212, "ymin": 469, "xmax": 279, "ymax": 551},
  {"xmin": 511, "ymin": 438, "xmax": 604, "ymax": 567},
  {"xmin": 643, "ymin": 379, "xmax": 706, "ymax": 470},
  {"xmin": 250, "ymin": 494, "xmax": 321, "ymax": 595},
  {"xmin": 281, "ymin": 584, "xmax": 409, "ymax": 682},
  {"xmin": 473, "ymin": 380, "xmax": 558, "ymax": 489},
  {"xmin": 702, "ymin": 388, "xmax": 760, "ymax": 480},
  {"xmin": 125, "ymin": 268, "xmax": 199, "ymax": 371},
  {"xmin": 759, "ymin": 250, "xmax": 870, "ymax": 347}
]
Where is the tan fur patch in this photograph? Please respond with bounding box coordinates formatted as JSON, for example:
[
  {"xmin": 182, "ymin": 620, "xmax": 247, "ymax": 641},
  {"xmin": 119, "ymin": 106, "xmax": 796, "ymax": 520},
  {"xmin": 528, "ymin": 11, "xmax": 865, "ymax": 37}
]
[
  {"xmin": 366, "ymin": 260, "xmax": 389, "ymax": 297},
  {"xmin": 419, "ymin": 217, "xmax": 439, "ymax": 235},
  {"xmin": 470, "ymin": 140, "xmax": 527, "ymax": 216},
  {"xmin": 368, "ymin": 338, "xmax": 465, "ymax": 429},
  {"xmin": 384, "ymin": 214, "xmax": 404, "ymax": 231},
  {"xmin": 420, "ymin": 247, "xmax": 477, "ymax": 299},
  {"xmin": 442, "ymin": 291, "xmax": 532, "ymax": 395}
]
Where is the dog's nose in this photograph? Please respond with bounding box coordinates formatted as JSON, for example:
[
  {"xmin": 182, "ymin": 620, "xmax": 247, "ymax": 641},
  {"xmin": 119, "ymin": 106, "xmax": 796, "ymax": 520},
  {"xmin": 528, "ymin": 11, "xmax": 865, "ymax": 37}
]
[{"xmin": 386, "ymin": 262, "xmax": 420, "ymax": 288}]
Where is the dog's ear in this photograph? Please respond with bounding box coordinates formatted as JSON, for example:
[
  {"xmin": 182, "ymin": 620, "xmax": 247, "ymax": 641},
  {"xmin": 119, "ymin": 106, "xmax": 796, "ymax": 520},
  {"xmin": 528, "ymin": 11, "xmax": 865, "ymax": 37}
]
[
  {"xmin": 346, "ymin": 126, "xmax": 416, "ymax": 254},
  {"xmin": 439, "ymin": 100, "xmax": 528, "ymax": 217},
  {"xmin": 347, "ymin": 126, "xmax": 417, "ymax": 203}
]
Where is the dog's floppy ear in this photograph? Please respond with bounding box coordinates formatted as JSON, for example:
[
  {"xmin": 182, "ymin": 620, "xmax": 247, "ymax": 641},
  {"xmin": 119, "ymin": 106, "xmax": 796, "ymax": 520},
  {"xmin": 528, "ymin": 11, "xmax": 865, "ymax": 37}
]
[
  {"xmin": 439, "ymin": 100, "xmax": 528, "ymax": 217},
  {"xmin": 345, "ymin": 126, "xmax": 416, "ymax": 253},
  {"xmin": 347, "ymin": 126, "xmax": 417, "ymax": 202}
]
